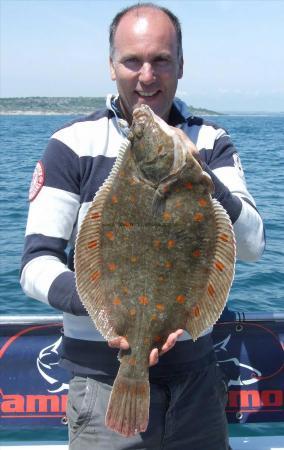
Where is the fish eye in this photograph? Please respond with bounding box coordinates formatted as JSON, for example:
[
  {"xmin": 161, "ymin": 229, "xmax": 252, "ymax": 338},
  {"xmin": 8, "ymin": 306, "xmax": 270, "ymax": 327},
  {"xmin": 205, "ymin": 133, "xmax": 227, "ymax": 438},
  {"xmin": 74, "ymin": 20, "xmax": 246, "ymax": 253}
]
[{"xmin": 134, "ymin": 123, "xmax": 144, "ymax": 138}]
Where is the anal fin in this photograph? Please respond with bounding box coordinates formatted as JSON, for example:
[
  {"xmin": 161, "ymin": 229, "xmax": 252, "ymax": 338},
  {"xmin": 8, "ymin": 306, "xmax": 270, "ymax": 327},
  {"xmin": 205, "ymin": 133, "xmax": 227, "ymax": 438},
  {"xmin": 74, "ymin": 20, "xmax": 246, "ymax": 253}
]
[{"xmin": 186, "ymin": 198, "xmax": 236, "ymax": 340}]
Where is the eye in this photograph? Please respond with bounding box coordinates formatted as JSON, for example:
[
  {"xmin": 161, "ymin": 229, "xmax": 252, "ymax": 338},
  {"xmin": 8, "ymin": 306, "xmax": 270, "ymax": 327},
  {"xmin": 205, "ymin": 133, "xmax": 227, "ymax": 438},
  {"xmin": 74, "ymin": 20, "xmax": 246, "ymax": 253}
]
[
  {"xmin": 122, "ymin": 57, "xmax": 141, "ymax": 71},
  {"xmin": 134, "ymin": 123, "xmax": 144, "ymax": 138},
  {"xmin": 153, "ymin": 56, "xmax": 171, "ymax": 67}
]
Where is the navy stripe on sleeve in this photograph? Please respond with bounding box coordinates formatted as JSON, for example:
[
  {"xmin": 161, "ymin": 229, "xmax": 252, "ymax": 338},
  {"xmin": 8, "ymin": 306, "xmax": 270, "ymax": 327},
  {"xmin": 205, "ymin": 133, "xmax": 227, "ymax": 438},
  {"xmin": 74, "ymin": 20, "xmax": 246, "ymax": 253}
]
[
  {"xmin": 42, "ymin": 139, "xmax": 80, "ymax": 194},
  {"xmin": 203, "ymin": 164, "xmax": 242, "ymax": 223},
  {"xmin": 79, "ymin": 155, "xmax": 116, "ymax": 203},
  {"xmin": 21, "ymin": 234, "xmax": 68, "ymax": 273},
  {"xmin": 207, "ymin": 135, "xmax": 236, "ymax": 170},
  {"xmin": 48, "ymin": 271, "xmax": 87, "ymax": 315}
]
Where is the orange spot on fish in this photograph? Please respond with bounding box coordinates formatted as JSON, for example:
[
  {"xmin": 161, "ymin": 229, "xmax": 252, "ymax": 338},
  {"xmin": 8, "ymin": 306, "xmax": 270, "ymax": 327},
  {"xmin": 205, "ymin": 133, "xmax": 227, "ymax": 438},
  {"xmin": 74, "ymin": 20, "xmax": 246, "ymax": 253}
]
[
  {"xmin": 87, "ymin": 240, "xmax": 98, "ymax": 249},
  {"xmin": 185, "ymin": 182, "xmax": 193, "ymax": 190},
  {"xmin": 175, "ymin": 199, "xmax": 182, "ymax": 208},
  {"xmin": 153, "ymin": 240, "xmax": 162, "ymax": 249},
  {"xmin": 113, "ymin": 297, "xmax": 122, "ymax": 305},
  {"xmin": 163, "ymin": 211, "xmax": 171, "ymax": 221},
  {"xmin": 129, "ymin": 308, "xmax": 136, "ymax": 316},
  {"xmin": 138, "ymin": 296, "xmax": 149, "ymax": 305},
  {"xmin": 164, "ymin": 261, "xmax": 173, "ymax": 269},
  {"xmin": 193, "ymin": 249, "xmax": 201, "ymax": 257},
  {"xmin": 219, "ymin": 233, "xmax": 229, "ymax": 242},
  {"xmin": 208, "ymin": 283, "xmax": 215, "ymax": 297},
  {"xmin": 90, "ymin": 212, "xmax": 101, "ymax": 220},
  {"xmin": 158, "ymin": 275, "xmax": 165, "ymax": 282},
  {"xmin": 105, "ymin": 231, "xmax": 115, "ymax": 241},
  {"xmin": 215, "ymin": 260, "xmax": 225, "ymax": 271},
  {"xmin": 90, "ymin": 270, "xmax": 101, "ymax": 281},
  {"xmin": 174, "ymin": 187, "xmax": 181, "ymax": 193},
  {"xmin": 144, "ymin": 337, "xmax": 150, "ymax": 344},
  {"xmin": 167, "ymin": 240, "xmax": 176, "ymax": 249},
  {"xmin": 198, "ymin": 198, "xmax": 208, "ymax": 207},
  {"xmin": 111, "ymin": 195, "xmax": 118, "ymax": 204},
  {"xmin": 191, "ymin": 304, "xmax": 201, "ymax": 318},
  {"xmin": 194, "ymin": 212, "xmax": 204, "ymax": 222},
  {"xmin": 107, "ymin": 262, "xmax": 117, "ymax": 272},
  {"xmin": 123, "ymin": 221, "xmax": 133, "ymax": 229},
  {"xmin": 151, "ymin": 314, "xmax": 158, "ymax": 321},
  {"xmin": 176, "ymin": 295, "xmax": 186, "ymax": 304},
  {"xmin": 156, "ymin": 303, "xmax": 165, "ymax": 311},
  {"xmin": 154, "ymin": 335, "xmax": 162, "ymax": 343}
]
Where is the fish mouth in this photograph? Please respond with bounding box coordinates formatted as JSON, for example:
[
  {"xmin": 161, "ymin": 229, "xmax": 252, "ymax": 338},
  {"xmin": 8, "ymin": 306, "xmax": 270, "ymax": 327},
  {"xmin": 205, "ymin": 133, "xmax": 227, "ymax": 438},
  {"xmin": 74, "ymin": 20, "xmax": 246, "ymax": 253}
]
[
  {"xmin": 131, "ymin": 111, "xmax": 156, "ymax": 140},
  {"xmin": 133, "ymin": 104, "xmax": 153, "ymax": 122}
]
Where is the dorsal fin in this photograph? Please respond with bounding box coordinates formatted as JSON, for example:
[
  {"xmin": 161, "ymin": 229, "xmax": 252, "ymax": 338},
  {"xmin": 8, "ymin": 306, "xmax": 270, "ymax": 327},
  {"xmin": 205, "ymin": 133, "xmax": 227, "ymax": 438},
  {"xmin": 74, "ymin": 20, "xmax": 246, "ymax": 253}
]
[
  {"xmin": 74, "ymin": 138, "xmax": 131, "ymax": 340},
  {"xmin": 186, "ymin": 199, "xmax": 236, "ymax": 340}
]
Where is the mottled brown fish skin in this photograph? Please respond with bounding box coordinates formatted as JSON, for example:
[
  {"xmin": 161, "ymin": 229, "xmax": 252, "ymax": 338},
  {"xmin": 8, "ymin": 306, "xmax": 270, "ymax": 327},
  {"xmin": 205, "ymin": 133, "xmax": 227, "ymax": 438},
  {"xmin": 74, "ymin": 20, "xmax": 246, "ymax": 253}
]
[{"xmin": 74, "ymin": 105, "xmax": 236, "ymax": 437}]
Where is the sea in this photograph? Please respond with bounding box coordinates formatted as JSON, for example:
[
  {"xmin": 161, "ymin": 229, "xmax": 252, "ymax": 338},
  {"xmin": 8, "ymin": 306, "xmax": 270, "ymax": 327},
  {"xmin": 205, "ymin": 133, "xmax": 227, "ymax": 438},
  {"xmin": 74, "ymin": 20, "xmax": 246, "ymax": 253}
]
[
  {"xmin": 1, "ymin": 113, "xmax": 283, "ymax": 316},
  {"xmin": 0, "ymin": 112, "xmax": 284, "ymax": 442}
]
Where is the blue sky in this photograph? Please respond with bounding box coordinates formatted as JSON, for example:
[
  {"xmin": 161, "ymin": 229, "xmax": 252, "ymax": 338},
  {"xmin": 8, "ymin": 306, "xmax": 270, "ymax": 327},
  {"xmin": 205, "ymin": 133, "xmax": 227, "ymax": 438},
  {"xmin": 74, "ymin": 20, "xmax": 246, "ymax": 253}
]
[{"xmin": 1, "ymin": 0, "xmax": 283, "ymax": 112}]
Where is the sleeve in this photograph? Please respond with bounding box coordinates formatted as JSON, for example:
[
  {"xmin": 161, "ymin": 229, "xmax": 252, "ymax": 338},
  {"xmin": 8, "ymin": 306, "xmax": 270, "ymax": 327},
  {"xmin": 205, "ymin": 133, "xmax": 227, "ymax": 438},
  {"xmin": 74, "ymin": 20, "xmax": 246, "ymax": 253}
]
[
  {"xmin": 20, "ymin": 136, "xmax": 87, "ymax": 315},
  {"xmin": 202, "ymin": 132, "xmax": 265, "ymax": 262}
]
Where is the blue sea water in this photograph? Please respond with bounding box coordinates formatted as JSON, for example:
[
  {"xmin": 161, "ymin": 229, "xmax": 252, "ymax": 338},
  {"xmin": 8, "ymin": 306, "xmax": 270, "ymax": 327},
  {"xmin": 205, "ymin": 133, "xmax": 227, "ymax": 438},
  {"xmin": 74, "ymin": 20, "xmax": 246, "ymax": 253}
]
[{"xmin": 0, "ymin": 114, "xmax": 283, "ymax": 316}]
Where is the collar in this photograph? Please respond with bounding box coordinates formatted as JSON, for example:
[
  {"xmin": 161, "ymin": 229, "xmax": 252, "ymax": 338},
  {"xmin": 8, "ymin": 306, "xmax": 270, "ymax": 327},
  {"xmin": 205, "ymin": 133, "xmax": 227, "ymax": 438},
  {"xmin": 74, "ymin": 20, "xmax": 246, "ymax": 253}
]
[{"xmin": 106, "ymin": 93, "xmax": 191, "ymax": 132}]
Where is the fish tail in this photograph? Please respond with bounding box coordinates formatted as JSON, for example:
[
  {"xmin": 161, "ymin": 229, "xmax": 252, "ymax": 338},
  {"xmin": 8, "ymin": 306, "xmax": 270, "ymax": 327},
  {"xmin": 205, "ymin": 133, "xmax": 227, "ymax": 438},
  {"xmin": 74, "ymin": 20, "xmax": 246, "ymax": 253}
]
[{"xmin": 106, "ymin": 370, "xmax": 150, "ymax": 437}]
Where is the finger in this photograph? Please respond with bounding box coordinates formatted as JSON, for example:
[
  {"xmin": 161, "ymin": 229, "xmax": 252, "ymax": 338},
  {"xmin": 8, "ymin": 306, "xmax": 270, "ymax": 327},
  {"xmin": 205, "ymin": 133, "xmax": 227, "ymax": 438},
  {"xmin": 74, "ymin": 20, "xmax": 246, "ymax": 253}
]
[
  {"xmin": 149, "ymin": 348, "xmax": 159, "ymax": 367},
  {"xmin": 160, "ymin": 329, "xmax": 184, "ymax": 354},
  {"xmin": 108, "ymin": 336, "xmax": 130, "ymax": 350}
]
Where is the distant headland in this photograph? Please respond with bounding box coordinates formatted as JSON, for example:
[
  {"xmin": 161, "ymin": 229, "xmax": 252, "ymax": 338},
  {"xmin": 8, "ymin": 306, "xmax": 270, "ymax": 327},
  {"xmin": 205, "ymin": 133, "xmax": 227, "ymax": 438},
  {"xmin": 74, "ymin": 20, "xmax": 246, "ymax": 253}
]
[{"xmin": 0, "ymin": 97, "xmax": 221, "ymax": 116}]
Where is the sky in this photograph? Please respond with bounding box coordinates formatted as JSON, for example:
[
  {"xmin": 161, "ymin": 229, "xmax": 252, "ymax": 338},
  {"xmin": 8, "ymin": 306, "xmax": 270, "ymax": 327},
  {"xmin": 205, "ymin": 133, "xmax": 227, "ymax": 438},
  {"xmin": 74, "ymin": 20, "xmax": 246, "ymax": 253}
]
[{"xmin": 1, "ymin": 0, "xmax": 283, "ymax": 112}]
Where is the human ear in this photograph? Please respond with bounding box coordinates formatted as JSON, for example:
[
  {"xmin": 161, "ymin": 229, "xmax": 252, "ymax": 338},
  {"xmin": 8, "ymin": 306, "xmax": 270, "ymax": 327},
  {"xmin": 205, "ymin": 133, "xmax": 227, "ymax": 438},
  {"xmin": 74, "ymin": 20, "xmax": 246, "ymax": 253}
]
[
  {"xmin": 178, "ymin": 56, "xmax": 184, "ymax": 79},
  {"xmin": 109, "ymin": 57, "xmax": 116, "ymax": 81}
]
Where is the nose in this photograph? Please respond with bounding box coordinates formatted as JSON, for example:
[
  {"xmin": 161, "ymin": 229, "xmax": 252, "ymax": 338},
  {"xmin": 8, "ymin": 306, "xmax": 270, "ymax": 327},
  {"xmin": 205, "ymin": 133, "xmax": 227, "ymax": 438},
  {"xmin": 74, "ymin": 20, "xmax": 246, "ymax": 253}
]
[{"xmin": 139, "ymin": 62, "xmax": 156, "ymax": 85}]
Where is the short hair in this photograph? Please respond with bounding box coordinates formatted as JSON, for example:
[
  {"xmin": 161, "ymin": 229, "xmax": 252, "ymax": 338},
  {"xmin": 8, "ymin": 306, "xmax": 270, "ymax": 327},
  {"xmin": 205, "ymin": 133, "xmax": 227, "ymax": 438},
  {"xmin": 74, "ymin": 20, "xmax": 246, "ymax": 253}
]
[{"xmin": 109, "ymin": 2, "xmax": 183, "ymax": 60}]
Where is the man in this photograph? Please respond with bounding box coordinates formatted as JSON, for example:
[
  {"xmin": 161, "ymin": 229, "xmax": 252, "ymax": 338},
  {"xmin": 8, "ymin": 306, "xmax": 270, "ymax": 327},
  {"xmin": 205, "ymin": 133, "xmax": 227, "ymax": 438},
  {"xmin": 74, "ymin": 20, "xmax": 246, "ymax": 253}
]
[{"xmin": 20, "ymin": 3, "xmax": 265, "ymax": 449}]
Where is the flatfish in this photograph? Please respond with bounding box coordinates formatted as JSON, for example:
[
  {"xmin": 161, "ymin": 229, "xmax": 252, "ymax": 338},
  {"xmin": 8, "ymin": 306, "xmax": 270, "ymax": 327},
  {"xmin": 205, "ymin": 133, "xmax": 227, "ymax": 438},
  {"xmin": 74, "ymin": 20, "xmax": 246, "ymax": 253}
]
[{"xmin": 74, "ymin": 105, "xmax": 236, "ymax": 436}]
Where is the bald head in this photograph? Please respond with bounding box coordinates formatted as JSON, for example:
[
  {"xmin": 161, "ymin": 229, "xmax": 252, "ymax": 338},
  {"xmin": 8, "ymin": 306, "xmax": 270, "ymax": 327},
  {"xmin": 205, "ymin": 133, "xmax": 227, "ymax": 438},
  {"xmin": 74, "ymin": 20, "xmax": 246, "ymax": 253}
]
[{"xmin": 109, "ymin": 3, "xmax": 183, "ymax": 61}]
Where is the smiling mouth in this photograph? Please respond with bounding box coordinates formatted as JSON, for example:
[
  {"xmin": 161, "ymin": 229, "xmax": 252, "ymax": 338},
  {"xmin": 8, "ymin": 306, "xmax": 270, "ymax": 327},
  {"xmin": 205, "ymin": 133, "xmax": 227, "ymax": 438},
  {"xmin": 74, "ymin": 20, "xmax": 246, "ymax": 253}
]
[{"xmin": 135, "ymin": 90, "xmax": 160, "ymax": 98}]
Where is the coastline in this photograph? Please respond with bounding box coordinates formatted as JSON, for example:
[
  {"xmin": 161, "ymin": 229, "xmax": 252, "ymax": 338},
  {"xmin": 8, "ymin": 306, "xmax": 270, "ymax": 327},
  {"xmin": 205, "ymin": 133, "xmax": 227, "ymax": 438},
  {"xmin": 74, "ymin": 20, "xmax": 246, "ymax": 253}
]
[
  {"xmin": 1, "ymin": 98, "xmax": 282, "ymax": 116},
  {"xmin": 0, "ymin": 96, "xmax": 221, "ymax": 116}
]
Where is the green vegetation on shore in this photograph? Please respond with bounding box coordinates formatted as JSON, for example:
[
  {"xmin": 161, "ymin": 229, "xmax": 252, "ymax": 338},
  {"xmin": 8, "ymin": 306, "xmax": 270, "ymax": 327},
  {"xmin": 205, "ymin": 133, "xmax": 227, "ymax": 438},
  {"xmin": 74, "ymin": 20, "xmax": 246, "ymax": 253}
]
[{"xmin": 0, "ymin": 97, "xmax": 221, "ymax": 116}]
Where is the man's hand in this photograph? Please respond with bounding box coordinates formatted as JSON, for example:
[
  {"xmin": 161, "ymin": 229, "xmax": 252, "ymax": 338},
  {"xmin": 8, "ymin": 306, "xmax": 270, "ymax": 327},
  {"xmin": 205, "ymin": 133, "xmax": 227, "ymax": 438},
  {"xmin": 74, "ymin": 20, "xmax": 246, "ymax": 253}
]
[{"xmin": 108, "ymin": 329, "xmax": 184, "ymax": 367}]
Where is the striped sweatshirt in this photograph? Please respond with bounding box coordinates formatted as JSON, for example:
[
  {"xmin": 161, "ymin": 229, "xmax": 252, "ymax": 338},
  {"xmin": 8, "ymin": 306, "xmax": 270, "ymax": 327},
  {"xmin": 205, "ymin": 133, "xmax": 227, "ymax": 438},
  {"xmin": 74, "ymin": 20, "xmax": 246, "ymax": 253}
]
[{"xmin": 20, "ymin": 96, "xmax": 265, "ymax": 376}]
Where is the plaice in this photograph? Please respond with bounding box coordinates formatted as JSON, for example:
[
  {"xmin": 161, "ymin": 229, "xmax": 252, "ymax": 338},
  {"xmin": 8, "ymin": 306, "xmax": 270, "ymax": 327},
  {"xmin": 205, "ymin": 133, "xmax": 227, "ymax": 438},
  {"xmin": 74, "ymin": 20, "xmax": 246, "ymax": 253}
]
[{"xmin": 74, "ymin": 104, "xmax": 236, "ymax": 437}]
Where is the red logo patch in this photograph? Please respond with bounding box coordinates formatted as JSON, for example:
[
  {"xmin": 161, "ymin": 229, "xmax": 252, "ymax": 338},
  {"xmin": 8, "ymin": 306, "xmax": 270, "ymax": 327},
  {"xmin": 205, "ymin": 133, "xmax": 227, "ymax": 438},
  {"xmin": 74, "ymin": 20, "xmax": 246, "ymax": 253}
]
[{"xmin": 29, "ymin": 161, "xmax": 45, "ymax": 201}]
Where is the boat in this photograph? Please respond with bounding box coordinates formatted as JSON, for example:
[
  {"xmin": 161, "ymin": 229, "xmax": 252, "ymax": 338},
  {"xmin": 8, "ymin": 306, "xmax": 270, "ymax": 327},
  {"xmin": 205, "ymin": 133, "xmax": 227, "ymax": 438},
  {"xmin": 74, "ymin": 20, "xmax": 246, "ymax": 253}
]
[{"xmin": 0, "ymin": 311, "xmax": 283, "ymax": 449}]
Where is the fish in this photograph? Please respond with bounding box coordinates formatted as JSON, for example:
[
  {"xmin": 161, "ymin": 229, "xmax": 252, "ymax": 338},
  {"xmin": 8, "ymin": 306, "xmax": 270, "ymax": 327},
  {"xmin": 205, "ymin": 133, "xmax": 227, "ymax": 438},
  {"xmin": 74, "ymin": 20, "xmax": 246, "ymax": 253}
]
[{"xmin": 74, "ymin": 104, "xmax": 236, "ymax": 437}]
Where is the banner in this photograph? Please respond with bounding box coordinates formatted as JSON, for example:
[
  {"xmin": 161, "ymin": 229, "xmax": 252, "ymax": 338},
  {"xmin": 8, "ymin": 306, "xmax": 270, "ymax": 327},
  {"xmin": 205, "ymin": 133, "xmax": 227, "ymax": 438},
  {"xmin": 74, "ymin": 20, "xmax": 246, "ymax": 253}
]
[{"xmin": 0, "ymin": 314, "xmax": 283, "ymax": 429}]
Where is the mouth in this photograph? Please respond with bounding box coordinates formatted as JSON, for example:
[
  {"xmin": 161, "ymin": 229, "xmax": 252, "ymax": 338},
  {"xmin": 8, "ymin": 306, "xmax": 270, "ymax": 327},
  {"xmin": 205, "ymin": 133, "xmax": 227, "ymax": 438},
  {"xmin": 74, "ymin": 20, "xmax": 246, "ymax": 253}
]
[{"xmin": 135, "ymin": 90, "xmax": 160, "ymax": 99}]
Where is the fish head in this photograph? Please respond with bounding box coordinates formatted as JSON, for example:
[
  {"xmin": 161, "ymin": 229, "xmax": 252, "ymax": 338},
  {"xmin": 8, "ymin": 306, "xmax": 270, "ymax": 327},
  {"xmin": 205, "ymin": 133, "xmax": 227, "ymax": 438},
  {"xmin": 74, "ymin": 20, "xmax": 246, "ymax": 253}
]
[{"xmin": 129, "ymin": 104, "xmax": 175, "ymax": 185}]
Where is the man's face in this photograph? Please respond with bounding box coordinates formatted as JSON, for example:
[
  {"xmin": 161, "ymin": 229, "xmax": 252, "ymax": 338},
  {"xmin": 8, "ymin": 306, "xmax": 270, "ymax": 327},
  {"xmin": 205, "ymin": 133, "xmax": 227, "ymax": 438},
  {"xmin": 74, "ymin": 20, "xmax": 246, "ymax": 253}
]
[{"xmin": 110, "ymin": 8, "xmax": 183, "ymax": 123}]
